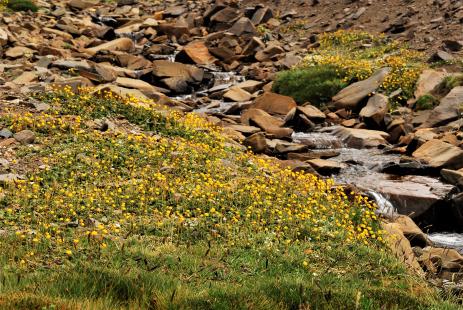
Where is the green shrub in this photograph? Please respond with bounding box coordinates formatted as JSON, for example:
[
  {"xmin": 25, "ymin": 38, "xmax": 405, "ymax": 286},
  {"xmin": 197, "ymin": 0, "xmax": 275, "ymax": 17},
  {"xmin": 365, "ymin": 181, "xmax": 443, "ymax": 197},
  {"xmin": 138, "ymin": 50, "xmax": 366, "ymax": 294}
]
[
  {"xmin": 415, "ymin": 94, "xmax": 438, "ymax": 110},
  {"xmin": 272, "ymin": 65, "xmax": 347, "ymax": 106},
  {"xmin": 6, "ymin": 0, "xmax": 38, "ymax": 12}
]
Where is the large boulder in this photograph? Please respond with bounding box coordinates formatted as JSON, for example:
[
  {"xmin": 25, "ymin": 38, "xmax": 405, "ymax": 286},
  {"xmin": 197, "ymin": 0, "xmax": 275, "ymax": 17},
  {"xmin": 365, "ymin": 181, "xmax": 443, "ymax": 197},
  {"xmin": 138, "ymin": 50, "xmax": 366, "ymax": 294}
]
[
  {"xmin": 241, "ymin": 108, "xmax": 293, "ymax": 138},
  {"xmin": 421, "ymin": 86, "xmax": 463, "ymax": 128},
  {"xmin": 412, "ymin": 139, "xmax": 463, "ymax": 169},
  {"xmin": 85, "ymin": 38, "xmax": 135, "ymax": 55},
  {"xmin": 359, "ymin": 94, "xmax": 389, "ymax": 126},
  {"xmin": 414, "ymin": 69, "xmax": 448, "ymax": 99},
  {"xmin": 332, "ymin": 68, "xmax": 391, "ymax": 109},
  {"xmin": 252, "ymin": 92, "xmax": 297, "ymax": 115},
  {"xmin": 152, "ymin": 60, "xmax": 204, "ymax": 83},
  {"xmin": 329, "ymin": 126, "xmax": 390, "ymax": 149}
]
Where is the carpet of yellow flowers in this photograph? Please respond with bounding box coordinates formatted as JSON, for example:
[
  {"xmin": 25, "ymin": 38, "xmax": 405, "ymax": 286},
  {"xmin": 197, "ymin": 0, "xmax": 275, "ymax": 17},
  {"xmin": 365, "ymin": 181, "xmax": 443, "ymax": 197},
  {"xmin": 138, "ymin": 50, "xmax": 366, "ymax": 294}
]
[{"xmin": 0, "ymin": 89, "xmax": 457, "ymax": 309}]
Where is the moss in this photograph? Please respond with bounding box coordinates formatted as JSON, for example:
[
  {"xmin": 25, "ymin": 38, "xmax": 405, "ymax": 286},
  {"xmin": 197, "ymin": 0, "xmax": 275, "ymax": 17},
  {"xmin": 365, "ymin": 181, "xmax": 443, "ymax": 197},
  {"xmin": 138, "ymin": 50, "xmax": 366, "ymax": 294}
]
[
  {"xmin": 6, "ymin": 0, "xmax": 38, "ymax": 12},
  {"xmin": 272, "ymin": 65, "xmax": 347, "ymax": 106},
  {"xmin": 416, "ymin": 94, "xmax": 439, "ymax": 110}
]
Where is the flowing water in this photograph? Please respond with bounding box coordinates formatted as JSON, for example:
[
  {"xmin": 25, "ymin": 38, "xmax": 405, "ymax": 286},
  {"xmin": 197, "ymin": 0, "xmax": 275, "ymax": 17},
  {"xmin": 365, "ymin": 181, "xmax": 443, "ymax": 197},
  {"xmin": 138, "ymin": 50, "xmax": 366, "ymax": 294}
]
[{"xmin": 293, "ymin": 129, "xmax": 463, "ymax": 252}]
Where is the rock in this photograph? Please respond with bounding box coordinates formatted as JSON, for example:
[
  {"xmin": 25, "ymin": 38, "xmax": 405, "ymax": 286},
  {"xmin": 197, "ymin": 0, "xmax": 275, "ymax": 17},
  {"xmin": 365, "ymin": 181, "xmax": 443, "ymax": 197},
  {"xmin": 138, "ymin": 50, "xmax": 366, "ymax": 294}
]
[
  {"xmin": 162, "ymin": 77, "xmax": 189, "ymax": 93},
  {"xmin": 234, "ymin": 80, "xmax": 263, "ymax": 93},
  {"xmin": 287, "ymin": 150, "xmax": 341, "ymax": 161},
  {"xmin": 443, "ymin": 40, "xmax": 463, "ymax": 52},
  {"xmin": 156, "ymin": 24, "xmax": 190, "ymax": 38},
  {"xmin": 429, "ymin": 50, "xmax": 455, "ymax": 63},
  {"xmin": 307, "ymin": 159, "xmax": 345, "ymax": 175},
  {"xmin": 0, "ymin": 128, "xmax": 13, "ymax": 139},
  {"xmin": 241, "ymin": 108, "xmax": 292, "ymax": 138},
  {"xmin": 176, "ymin": 41, "xmax": 216, "ymax": 65},
  {"xmin": 414, "ymin": 69, "xmax": 448, "ymax": 99},
  {"xmin": 114, "ymin": 77, "xmax": 167, "ymax": 100},
  {"xmin": 68, "ymin": 0, "xmax": 98, "ymax": 9},
  {"xmin": 255, "ymin": 44, "xmax": 285, "ymax": 62},
  {"xmin": 243, "ymin": 132, "xmax": 267, "ymax": 153},
  {"xmin": 421, "ymin": 86, "xmax": 463, "ymax": 128},
  {"xmin": 332, "ymin": 68, "xmax": 391, "ymax": 109},
  {"xmin": 224, "ymin": 124, "xmax": 261, "ymax": 135},
  {"xmin": 251, "ymin": 7, "xmax": 273, "ymax": 25},
  {"xmin": 5, "ymin": 46, "xmax": 35, "ymax": 58},
  {"xmin": 0, "ymin": 28, "xmax": 8, "ymax": 46},
  {"xmin": 296, "ymin": 104, "xmax": 326, "ymax": 121},
  {"xmin": 441, "ymin": 169, "xmax": 463, "ymax": 186},
  {"xmin": 381, "ymin": 222, "xmax": 424, "ymax": 276},
  {"xmin": 92, "ymin": 84, "xmax": 149, "ymax": 101},
  {"xmin": 0, "ymin": 173, "xmax": 24, "ymax": 184},
  {"xmin": 117, "ymin": 0, "xmax": 137, "ymax": 6},
  {"xmin": 228, "ymin": 17, "xmax": 257, "ymax": 36},
  {"xmin": 223, "ymin": 87, "xmax": 252, "ymax": 102},
  {"xmin": 13, "ymin": 130, "xmax": 35, "ymax": 144},
  {"xmin": 85, "ymin": 38, "xmax": 135, "ymax": 56},
  {"xmin": 277, "ymin": 159, "xmax": 318, "ymax": 174},
  {"xmin": 359, "ymin": 94, "xmax": 388, "ymax": 126},
  {"xmin": 152, "ymin": 60, "xmax": 203, "ymax": 83},
  {"xmin": 412, "ymin": 139, "xmax": 463, "ymax": 169},
  {"xmin": 419, "ymin": 247, "xmax": 463, "ymax": 271},
  {"xmin": 252, "ymin": 92, "xmax": 297, "ymax": 115},
  {"xmin": 329, "ymin": 126, "xmax": 390, "ymax": 149},
  {"xmin": 274, "ymin": 142, "xmax": 308, "ymax": 154},
  {"xmin": 12, "ymin": 72, "xmax": 37, "ymax": 85},
  {"xmin": 393, "ymin": 215, "xmax": 431, "ymax": 247}
]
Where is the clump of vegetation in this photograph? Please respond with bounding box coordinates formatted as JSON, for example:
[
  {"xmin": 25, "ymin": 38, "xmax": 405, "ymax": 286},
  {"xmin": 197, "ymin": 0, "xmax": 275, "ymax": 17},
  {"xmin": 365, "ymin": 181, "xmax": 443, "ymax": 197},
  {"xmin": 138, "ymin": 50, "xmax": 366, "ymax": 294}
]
[
  {"xmin": 0, "ymin": 88, "xmax": 458, "ymax": 308},
  {"xmin": 272, "ymin": 65, "xmax": 347, "ymax": 106},
  {"xmin": 416, "ymin": 94, "xmax": 439, "ymax": 110},
  {"xmin": 433, "ymin": 74, "xmax": 463, "ymax": 97},
  {"xmin": 298, "ymin": 30, "xmax": 425, "ymax": 105},
  {"xmin": 5, "ymin": 0, "xmax": 38, "ymax": 12}
]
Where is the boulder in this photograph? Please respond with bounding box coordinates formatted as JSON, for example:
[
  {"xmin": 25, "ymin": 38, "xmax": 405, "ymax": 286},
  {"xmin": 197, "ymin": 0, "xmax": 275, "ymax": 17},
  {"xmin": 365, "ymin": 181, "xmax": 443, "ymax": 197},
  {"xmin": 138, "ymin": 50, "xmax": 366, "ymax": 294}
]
[
  {"xmin": 152, "ymin": 60, "xmax": 203, "ymax": 83},
  {"xmin": 68, "ymin": 0, "xmax": 98, "ymax": 9},
  {"xmin": 359, "ymin": 94, "xmax": 388, "ymax": 126},
  {"xmin": 234, "ymin": 80, "xmax": 263, "ymax": 93},
  {"xmin": 297, "ymin": 104, "xmax": 326, "ymax": 121},
  {"xmin": 381, "ymin": 222, "xmax": 424, "ymax": 276},
  {"xmin": 241, "ymin": 108, "xmax": 292, "ymax": 138},
  {"xmin": 332, "ymin": 68, "xmax": 391, "ymax": 109},
  {"xmin": 329, "ymin": 126, "xmax": 390, "ymax": 149},
  {"xmin": 92, "ymin": 84, "xmax": 149, "ymax": 101},
  {"xmin": 414, "ymin": 69, "xmax": 448, "ymax": 99},
  {"xmin": 393, "ymin": 215, "xmax": 431, "ymax": 247},
  {"xmin": 224, "ymin": 124, "xmax": 261, "ymax": 135},
  {"xmin": 421, "ymin": 86, "xmax": 463, "ymax": 128},
  {"xmin": 176, "ymin": 41, "xmax": 217, "ymax": 65},
  {"xmin": 307, "ymin": 159, "xmax": 345, "ymax": 175},
  {"xmin": 114, "ymin": 77, "xmax": 168, "ymax": 100},
  {"xmin": 85, "ymin": 38, "xmax": 135, "ymax": 55},
  {"xmin": 223, "ymin": 87, "xmax": 252, "ymax": 102},
  {"xmin": 412, "ymin": 139, "xmax": 463, "ymax": 169},
  {"xmin": 252, "ymin": 92, "xmax": 297, "ymax": 115},
  {"xmin": 0, "ymin": 28, "xmax": 9, "ymax": 46},
  {"xmin": 228, "ymin": 17, "xmax": 257, "ymax": 36}
]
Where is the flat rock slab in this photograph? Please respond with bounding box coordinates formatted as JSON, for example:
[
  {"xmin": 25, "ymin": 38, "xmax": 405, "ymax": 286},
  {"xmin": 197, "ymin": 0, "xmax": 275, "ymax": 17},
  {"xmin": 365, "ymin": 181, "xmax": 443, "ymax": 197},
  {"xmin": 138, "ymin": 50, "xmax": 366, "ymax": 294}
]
[{"xmin": 328, "ymin": 126, "xmax": 390, "ymax": 149}]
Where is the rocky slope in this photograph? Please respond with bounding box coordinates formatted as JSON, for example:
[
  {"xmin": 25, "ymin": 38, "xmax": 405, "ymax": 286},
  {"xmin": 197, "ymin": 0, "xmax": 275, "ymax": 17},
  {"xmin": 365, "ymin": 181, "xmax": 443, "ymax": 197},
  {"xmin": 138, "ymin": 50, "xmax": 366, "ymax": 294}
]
[{"xmin": 1, "ymin": 0, "xmax": 463, "ymax": 294}]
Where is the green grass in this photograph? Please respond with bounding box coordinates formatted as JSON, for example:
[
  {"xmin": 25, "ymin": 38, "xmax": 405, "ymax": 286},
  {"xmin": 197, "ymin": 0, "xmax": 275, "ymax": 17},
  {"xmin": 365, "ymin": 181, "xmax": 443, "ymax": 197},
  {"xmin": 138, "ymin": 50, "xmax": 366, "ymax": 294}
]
[
  {"xmin": 5, "ymin": 0, "xmax": 38, "ymax": 12},
  {"xmin": 0, "ymin": 90, "xmax": 459, "ymax": 309},
  {"xmin": 415, "ymin": 94, "xmax": 439, "ymax": 110},
  {"xmin": 272, "ymin": 65, "xmax": 347, "ymax": 106}
]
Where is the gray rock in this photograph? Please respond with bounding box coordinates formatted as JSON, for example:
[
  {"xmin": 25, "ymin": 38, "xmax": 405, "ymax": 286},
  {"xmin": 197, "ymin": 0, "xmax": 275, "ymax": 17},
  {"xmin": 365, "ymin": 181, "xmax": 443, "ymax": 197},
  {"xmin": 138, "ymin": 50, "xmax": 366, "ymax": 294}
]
[{"xmin": 0, "ymin": 128, "xmax": 13, "ymax": 139}]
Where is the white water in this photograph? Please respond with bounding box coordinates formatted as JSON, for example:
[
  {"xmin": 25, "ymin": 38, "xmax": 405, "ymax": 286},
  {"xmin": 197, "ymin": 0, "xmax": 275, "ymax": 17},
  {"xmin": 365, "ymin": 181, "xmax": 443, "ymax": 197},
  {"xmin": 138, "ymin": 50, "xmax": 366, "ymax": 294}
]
[{"xmin": 368, "ymin": 191, "xmax": 397, "ymax": 219}]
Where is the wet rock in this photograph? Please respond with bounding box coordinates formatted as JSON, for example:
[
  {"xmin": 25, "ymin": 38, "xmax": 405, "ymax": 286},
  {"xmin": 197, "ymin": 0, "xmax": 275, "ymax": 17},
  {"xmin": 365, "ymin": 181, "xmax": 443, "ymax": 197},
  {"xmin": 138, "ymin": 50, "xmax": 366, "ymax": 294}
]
[
  {"xmin": 287, "ymin": 150, "xmax": 341, "ymax": 161},
  {"xmin": 412, "ymin": 139, "xmax": 463, "ymax": 170},
  {"xmin": 13, "ymin": 130, "xmax": 35, "ymax": 144},
  {"xmin": 332, "ymin": 68, "xmax": 391, "ymax": 109},
  {"xmin": 252, "ymin": 92, "xmax": 297, "ymax": 115},
  {"xmin": 307, "ymin": 159, "xmax": 345, "ymax": 175},
  {"xmin": 359, "ymin": 94, "xmax": 388, "ymax": 126},
  {"xmin": 85, "ymin": 38, "xmax": 135, "ymax": 56},
  {"xmin": 414, "ymin": 69, "xmax": 448, "ymax": 99},
  {"xmin": 329, "ymin": 126, "xmax": 390, "ymax": 149},
  {"xmin": 421, "ymin": 86, "xmax": 463, "ymax": 128},
  {"xmin": 243, "ymin": 132, "xmax": 267, "ymax": 153}
]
